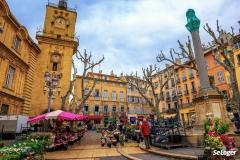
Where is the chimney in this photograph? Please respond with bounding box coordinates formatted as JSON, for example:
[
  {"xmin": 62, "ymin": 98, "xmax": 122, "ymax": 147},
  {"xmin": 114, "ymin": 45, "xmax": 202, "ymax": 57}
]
[
  {"xmin": 110, "ymin": 70, "xmax": 114, "ymax": 76},
  {"xmin": 59, "ymin": 0, "xmax": 67, "ymax": 9},
  {"xmin": 175, "ymin": 58, "xmax": 181, "ymax": 64},
  {"xmin": 165, "ymin": 64, "xmax": 170, "ymax": 68}
]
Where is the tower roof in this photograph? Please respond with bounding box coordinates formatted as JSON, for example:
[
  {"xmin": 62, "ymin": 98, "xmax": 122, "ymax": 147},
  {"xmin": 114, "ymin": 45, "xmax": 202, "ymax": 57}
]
[{"xmin": 58, "ymin": 0, "xmax": 67, "ymax": 9}]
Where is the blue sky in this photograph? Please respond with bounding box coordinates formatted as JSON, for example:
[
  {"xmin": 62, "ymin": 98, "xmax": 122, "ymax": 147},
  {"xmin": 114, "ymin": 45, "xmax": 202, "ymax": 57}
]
[{"xmin": 6, "ymin": 0, "xmax": 240, "ymax": 75}]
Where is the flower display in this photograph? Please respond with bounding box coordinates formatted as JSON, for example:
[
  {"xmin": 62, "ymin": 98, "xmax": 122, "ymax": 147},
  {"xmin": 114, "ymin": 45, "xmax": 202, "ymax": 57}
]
[
  {"xmin": 0, "ymin": 135, "xmax": 50, "ymax": 160},
  {"xmin": 204, "ymin": 118, "xmax": 238, "ymax": 160}
]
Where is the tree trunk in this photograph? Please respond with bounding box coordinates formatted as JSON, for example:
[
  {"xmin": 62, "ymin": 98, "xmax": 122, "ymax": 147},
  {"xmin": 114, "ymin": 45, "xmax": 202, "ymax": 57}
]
[{"xmin": 230, "ymin": 70, "xmax": 240, "ymax": 116}]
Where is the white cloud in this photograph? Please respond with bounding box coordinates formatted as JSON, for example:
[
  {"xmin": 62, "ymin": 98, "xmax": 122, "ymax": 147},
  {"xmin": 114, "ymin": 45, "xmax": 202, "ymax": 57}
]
[
  {"xmin": 7, "ymin": 0, "xmax": 239, "ymax": 76},
  {"xmin": 74, "ymin": 0, "xmax": 239, "ymax": 76}
]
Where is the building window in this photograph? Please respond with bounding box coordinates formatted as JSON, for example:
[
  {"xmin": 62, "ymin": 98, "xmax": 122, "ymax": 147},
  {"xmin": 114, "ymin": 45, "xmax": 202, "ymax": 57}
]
[
  {"xmin": 95, "ymin": 89, "xmax": 100, "ymax": 97},
  {"xmin": 180, "ymin": 99, "xmax": 183, "ymax": 106},
  {"xmin": 184, "ymin": 84, "xmax": 188, "ymax": 91},
  {"xmin": 5, "ymin": 66, "xmax": 15, "ymax": 88},
  {"xmin": 13, "ymin": 36, "xmax": 21, "ymax": 51},
  {"xmin": 84, "ymin": 105, "xmax": 88, "ymax": 112},
  {"xmin": 112, "ymin": 91, "xmax": 116, "ymax": 101},
  {"xmin": 103, "ymin": 90, "xmax": 108, "ymax": 100},
  {"xmin": 217, "ymin": 71, "xmax": 225, "ymax": 83},
  {"xmin": 191, "ymin": 81, "xmax": 196, "ymax": 91},
  {"xmin": 182, "ymin": 72, "xmax": 187, "ymax": 81},
  {"xmin": 112, "ymin": 105, "xmax": 116, "ymax": 112},
  {"xmin": 171, "ymin": 78, "xmax": 175, "ymax": 87},
  {"xmin": 1, "ymin": 104, "xmax": 9, "ymax": 115},
  {"xmin": 52, "ymin": 62, "xmax": 58, "ymax": 71},
  {"xmin": 84, "ymin": 88, "xmax": 89, "ymax": 95},
  {"xmin": 205, "ymin": 60, "xmax": 209, "ymax": 68},
  {"xmin": 223, "ymin": 48, "xmax": 227, "ymax": 54},
  {"xmin": 168, "ymin": 103, "xmax": 171, "ymax": 110},
  {"xmin": 104, "ymin": 105, "xmax": 108, "ymax": 113},
  {"xmin": 121, "ymin": 105, "xmax": 124, "ymax": 112},
  {"xmin": 120, "ymin": 91, "xmax": 124, "ymax": 101},
  {"xmin": 235, "ymin": 42, "xmax": 240, "ymax": 49},
  {"xmin": 186, "ymin": 97, "xmax": 190, "ymax": 104},
  {"xmin": 237, "ymin": 54, "xmax": 240, "ymax": 65},
  {"xmin": 174, "ymin": 102, "xmax": 178, "ymax": 110},
  {"xmin": 104, "ymin": 75, "xmax": 108, "ymax": 81},
  {"xmin": 95, "ymin": 105, "xmax": 99, "ymax": 112}
]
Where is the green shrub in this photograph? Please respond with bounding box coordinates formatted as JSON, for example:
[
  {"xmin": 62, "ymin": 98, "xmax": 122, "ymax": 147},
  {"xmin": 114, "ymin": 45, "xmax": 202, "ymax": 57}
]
[
  {"xmin": 0, "ymin": 135, "xmax": 50, "ymax": 160},
  {"xmin": 217, "ymin": 122, "xmax": 229, "ymax": 134},
  {"xmin": 204, "ymin": 119, "xmax": 210, "ymax": 134}
]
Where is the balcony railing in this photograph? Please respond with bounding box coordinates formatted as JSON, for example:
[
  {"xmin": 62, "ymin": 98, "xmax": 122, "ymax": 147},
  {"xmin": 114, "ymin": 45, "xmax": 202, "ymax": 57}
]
[
  {"xmin": 189, "ymin": 73, "xmax": 194, "ymax": 79},
  {"xmin": 94, "ymin": 112, "xmax": 100, "ymax": 115},
  {"xmin": 47, "ymin": 2, "xmax": 76, "ymax": 12},
  {"xmin": 176, "ymin": 79, "xmax": 180, "ymax": 84},
  {"xmin": 83, "ymin": 111, "xmax": 89, "ymax": 115},
  {"xmin": 178, "ymin": 91, "xmax": 182, "ymax": 96},
  {"xmin": 95, "ymin": 96, "xmax": 100, "ymax": 100},
  {"xmin": 104, "ymin": 111, "xmax": 109, "ymax": 116},
  {"xmin": 166, "ymin": 97, "xmax": 171, "ymax": 102},
  {"xmin": 103, "ymin": 97, "xmax": 108, "ymax": 101},
  {"xmin": 182, "ymin": 77, "xmax": 187, "ymax": 82},
  {"xmin": 172, "ymin": 96, "xmax": 178, "ymax": 101},
  {"xmin": 191, "ymin": 88, "xmax": 197, "ymax": 93},
  {"xmin": 167, "ymin": 108, "xmax": 177, "ymax": 114}
]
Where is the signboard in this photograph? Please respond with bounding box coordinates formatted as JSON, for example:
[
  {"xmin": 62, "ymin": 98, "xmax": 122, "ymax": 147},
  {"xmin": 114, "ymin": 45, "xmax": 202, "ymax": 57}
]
[{"xmin": 130, "ymin": 117, "xmax": 136, "ymax": 124}]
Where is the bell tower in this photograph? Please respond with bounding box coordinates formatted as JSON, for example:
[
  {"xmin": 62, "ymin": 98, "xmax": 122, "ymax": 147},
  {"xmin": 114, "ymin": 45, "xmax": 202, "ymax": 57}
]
[{"xmin": 31, "ymin": 0, "xmax": 78, "ymax": 115}]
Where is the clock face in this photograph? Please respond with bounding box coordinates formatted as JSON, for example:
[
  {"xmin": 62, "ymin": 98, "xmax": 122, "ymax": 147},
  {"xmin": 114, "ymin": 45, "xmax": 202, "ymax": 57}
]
[
  {"xmin": 52, "ymin": 54, "xmax": 60, "ymax": 63},
  {"xmin": 55, "ymin": 17, "xmax": 66, "ymax": 29}
]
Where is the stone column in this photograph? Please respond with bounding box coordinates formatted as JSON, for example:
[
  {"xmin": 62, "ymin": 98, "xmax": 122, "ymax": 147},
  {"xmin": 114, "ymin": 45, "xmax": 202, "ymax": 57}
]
[
  {"xmin": 185, "ymin": 9, "xmax": 228, "ymax": 128},
  {"xmin": 185, "ymin": 9, "xmax": 211, "ymax": 91}
]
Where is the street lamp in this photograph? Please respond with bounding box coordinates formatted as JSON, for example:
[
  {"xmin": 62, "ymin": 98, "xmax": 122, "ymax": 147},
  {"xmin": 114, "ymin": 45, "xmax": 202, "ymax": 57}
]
[{"xmin": 44, "ymin": 71, "xmax": 61, "ymax": 113}]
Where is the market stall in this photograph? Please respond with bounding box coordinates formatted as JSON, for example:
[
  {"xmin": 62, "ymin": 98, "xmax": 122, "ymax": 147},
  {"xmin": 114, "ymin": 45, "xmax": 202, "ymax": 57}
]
[{"xmin": 27, "ymin": 110, "xmax": 88, "ymax": 152}]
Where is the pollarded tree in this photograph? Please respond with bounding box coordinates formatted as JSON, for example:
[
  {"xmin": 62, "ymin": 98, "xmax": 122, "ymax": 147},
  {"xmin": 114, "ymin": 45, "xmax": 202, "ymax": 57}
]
[
  {"xmin": 75, "ymin": 49, "xmax": 104, "ymax": 113},
  {"xmin": 204, "ymin": 20, "xmax": 240, "ymax": 116},
  {"xmin": 126, "ymin": 65, "xmax": 173, "ymax": 119},
  {"xmin": 61, "ymin": 60, "xmax": 77, "ymax": 111},
  {"xmin": 156, "ymin": 37, "xmax": 197, "ymax": 71},
  {"xmin": 60, "ymin": 49, "xmax": 104, "ymax": 113}
]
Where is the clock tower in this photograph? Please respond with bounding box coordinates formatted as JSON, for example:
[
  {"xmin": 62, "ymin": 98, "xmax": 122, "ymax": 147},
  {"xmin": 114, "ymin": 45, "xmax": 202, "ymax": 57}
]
[{"xmin": 31, "ymin": 0, "xmax": 78, "ymax": 115}]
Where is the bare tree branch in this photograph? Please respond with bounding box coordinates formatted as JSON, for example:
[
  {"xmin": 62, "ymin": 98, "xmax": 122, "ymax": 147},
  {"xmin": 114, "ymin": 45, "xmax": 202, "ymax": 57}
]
[
  {"xmin": 204, "ymin": 20, "xmax": 240, "ymax": 116},
  {"xmin": 156, "ymin": 39, "xmax": 197, "ymax": 71},
  {"xmin": 74, "ymin": 49, "xmax": 104, "ymax": 113},
  {"xmin": 61, "ymin": 60, "xmax": 78, "ymax": 111},
  {"xmin": 126, "ymin": 65, "xmax": 172, "ymax": 119}
]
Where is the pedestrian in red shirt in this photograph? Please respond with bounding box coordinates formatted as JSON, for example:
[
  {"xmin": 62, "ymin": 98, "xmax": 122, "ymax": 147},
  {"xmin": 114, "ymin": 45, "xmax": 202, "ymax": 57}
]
[{"xmin": 141, "ymin": 118, "xmax": 150, "ymax": 149}]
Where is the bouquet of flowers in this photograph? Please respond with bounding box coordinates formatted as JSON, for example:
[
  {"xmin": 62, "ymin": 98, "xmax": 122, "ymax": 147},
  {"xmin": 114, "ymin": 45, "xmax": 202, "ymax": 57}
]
[{"xmin": 204, "ymin": 118, "xmax": 238, "ymax": 160}]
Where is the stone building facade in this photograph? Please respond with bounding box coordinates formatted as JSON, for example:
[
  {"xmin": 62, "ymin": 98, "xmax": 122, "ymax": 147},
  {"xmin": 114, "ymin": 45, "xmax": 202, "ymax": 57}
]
[
  {"xmin": 0, "ymin": 0, "xmax": 40, "ymax": 115},
  {"xmin": 31, "ymin": 1, "xmax": 78, "ymax": 115}
]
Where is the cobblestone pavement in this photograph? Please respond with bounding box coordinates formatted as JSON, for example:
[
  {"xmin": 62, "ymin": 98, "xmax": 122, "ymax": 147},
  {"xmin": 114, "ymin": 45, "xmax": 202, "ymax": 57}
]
[
  {"xmin": 121, "ymin": 142, "xmax": 179, "ymax": 160},
  {"xmin": 45, "ymin": 131, "xmax": 127, "ymax": 160},
  {"xmin": 149, "ymin": 145, "xmax": 204, "ymax": 156},
  {"xmin": 45, "ymin": 131, "xmax": 208, "ymax": 160}
]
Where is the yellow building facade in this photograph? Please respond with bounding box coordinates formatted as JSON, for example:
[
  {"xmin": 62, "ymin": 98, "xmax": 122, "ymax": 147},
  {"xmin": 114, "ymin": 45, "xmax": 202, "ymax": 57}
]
[
  {"xmin": 152, "ymin": 63, "xmax": 200, "ymax": 125},
  {"xmin": 234, "ymin": 36, "xmax": 240, "ymax": 98},
  {"xmin": 127, "ymin": 83, "xmax": 152, "ymax": 116},
  {"xmin": 174, "ymin": 64, "xmax": 200, "ymax": 126},
  {"xmin": 31, "ymin": 1, "xmax": 78, "ymax": 115},
  {"xmin": 0, "ymin": 0, "xmax": 40, "ymax": 115},
  {"xmin": 74, "ymin": 72, "xmax": 128, "ymax": 122}
]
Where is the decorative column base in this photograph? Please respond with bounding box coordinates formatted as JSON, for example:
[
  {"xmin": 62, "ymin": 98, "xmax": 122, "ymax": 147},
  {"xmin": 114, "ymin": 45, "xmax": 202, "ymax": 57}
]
[{"xmin": 193, "ymin": 88, "xmax": 230, "ymax": 129}]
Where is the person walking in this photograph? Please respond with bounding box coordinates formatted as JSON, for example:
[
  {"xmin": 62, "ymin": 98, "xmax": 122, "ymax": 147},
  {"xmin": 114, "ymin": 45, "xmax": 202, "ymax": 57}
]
[{"xmin": 141, "ymin": 118, "xmax": 150, "ymax": 149}]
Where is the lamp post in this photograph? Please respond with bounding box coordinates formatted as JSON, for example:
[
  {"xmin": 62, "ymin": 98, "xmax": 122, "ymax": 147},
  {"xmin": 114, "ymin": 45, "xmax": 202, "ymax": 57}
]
[{"xmin": 44, "ymin": 71, "xmax": 61, "ymax": 113}]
